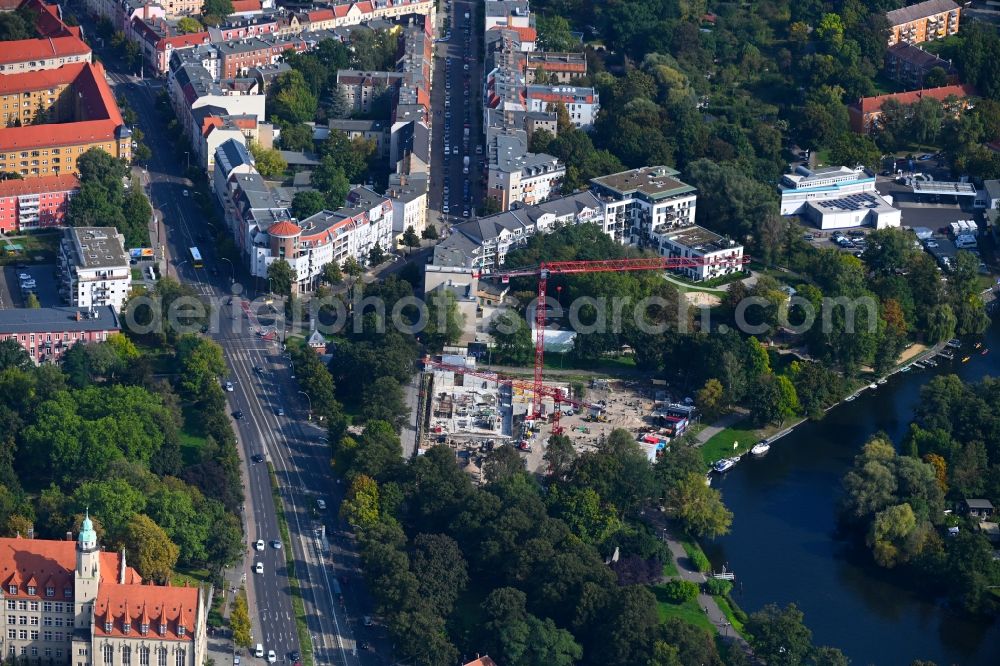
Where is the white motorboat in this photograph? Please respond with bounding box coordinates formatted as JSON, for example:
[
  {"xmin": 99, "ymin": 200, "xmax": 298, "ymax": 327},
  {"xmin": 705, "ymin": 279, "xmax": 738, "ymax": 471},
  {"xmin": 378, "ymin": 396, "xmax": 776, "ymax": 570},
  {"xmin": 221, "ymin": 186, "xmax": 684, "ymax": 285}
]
[
  {"xmin": 877, "ymin": 378, "xmax": 888, "ymax": 385},
  {"xmin": 713, "ymin": 457, "xmax": 738, "ymax": 473},
  {"xmin": 947, "ymin": 339, "xmax": 962, "ymax": 348},
  {"xmin": 751, "ymin": 440, "xmax": 770, "ymax": 456},
  {"xmin": 868, "ymin": 383, "xmax": 877, "ymax": 390}
]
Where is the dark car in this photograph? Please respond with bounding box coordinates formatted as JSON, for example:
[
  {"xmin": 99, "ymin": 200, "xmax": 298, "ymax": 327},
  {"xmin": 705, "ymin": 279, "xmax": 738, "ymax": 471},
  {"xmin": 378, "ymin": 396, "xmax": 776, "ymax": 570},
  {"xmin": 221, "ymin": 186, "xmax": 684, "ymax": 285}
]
[
  {"xmin": 233, "ymin": 410, "xmax": 244, "ymax": 420},
  {"xmin": 253, "ymin": 366, "xmax": 264, "ymax": 375},
  {"xmin": 251, "ymin": 454, "xmax": 264, "ymax": 463},
  {"xmin": 288, "ymin": 652, "xmax": 300, "ymax": 662}
]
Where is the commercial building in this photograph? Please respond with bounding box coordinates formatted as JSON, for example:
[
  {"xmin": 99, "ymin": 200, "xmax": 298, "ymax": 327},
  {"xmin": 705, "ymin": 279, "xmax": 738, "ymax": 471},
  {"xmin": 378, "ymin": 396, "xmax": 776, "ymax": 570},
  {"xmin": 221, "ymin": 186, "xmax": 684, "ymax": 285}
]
[
  {"xmin": 0, "ymin": 305, "xmax": 119, "ymax": 364},
  {"xmin": 58, "ymin": 227, "xmax": 131, "ymax": 311},
  {"xmin": 886, "ymin": 0, "xmax": 960, "ymax": 46},
  {"xmin": 847, "ymin": 83, "xmax": 975, "ymax": 134},
  {"xmin": 804, "ymin": 193, "xmax": 902, "ymax": 230},
  {"xmin": 778, "ymin": 165, "xmax": 876, "ymax": 215},
  {"xmin": 884, "ymin": 42, "xmax": 957, "ymax": 88},
  {"xmin": 0, "ymin": 174, "xmax": 79, "ymax": 233},
  {"xmin": 0, "ymin": 0, "xmax": 92, "ymax": 74},
  {"xmin": 0, "ymin": 63, "xmax": 132, "ymax": 178},
  {"xmin": 589, "ymin": 166, "xmax": 698, "ymax": 248},
  {"xmin": 0, "ymin": 516, "xmax": 207, "ymax": 665}
]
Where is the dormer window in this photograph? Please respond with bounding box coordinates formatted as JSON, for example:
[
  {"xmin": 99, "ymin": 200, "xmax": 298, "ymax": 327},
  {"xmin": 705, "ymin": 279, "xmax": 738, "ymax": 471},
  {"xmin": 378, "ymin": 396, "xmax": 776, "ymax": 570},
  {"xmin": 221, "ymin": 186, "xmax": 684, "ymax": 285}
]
[
  {"xmin": 64, "ymin": 588, "xmax": 72, "ymax": 598},
  {"xmin": 7, "ymin": 585, "xmax": 15, "ymax": 595},
  {"xmin": 26, "ymin": 586, "xmax": 34, "ymax": 596},
  {"xmin": 177, "ymin": 624, "xmax": 185, "ymax": 637},
  {"xmin": 45, "ymin": 587, "xmax": 54, "ymax": 598},
  {"xmin": 140, "ymin": 622, "xmax": 149, "ymax": 636},
  {"xmin": 123, "ymin": 621, "xmax": 130, "ymax": 634},
  {"xmin": 104, "ymin": 621, "xmax": 112, "ymax": 633},
  {"xmin": 159, "ymin": 622, "xmax": 167, "ymax": 636}
]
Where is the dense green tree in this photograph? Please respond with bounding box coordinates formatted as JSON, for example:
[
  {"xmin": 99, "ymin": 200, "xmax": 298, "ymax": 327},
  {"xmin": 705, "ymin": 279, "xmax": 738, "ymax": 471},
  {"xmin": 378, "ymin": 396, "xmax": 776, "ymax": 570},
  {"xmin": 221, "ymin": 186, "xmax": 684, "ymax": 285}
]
[
  {"xmin": 401, "ymin": 226, "xmax": 420, "ymax": 250},
  {"xmin": 176, "ymin": 17, "xmax": 202, "ymax": 33},
  {"xmin": 291, "ymin": 190, "xmax": 326, "ymax": 219},
  {"xmin": 248, "ymin": 142, "xmax": 287, "ymax": 178},
  {"xmin": 0, "ymin": 339, "xmax": 31, "ymax": 371},
  {"xmin": 483, "ymin": 445, "xmax": 525, "ymax": 483},
  {"xmin": 280, "ymin": 123, "xmax": 315, "ymax": 152},
  {"xmin": 124, "ymin": 514, "xmax": 179, "ymax": 582},
  {"xmin": 267, "ymin": 259, "xmax": 295, "ymax": 298},
  {"xmin": 746, "ymin": 603, "xmax": 814, "ymax": 666},
  {"xmin": 543, "ymin": 434, "xmax": 576, "ymax": 479},
  {"xmin": 270, "ymin": 71, "xmax": 317, "ymax": 124},
  {"xmin": 340, "ymin": 474, "xmax": 381, "ymax": 530},
  {"xmin": 423, "ymin": 289, "xmax": 464, "ymax": 351},
  {"xmin": 666, "ymin": 472, "xmax": 733, "ymax": 538},
  {"xmin": 360, "ymin": 376, "xmax": 408, "ymax": 429},
  {"xmin": 489, "ymin": 310, "xmax": 533, "ymax": 365}
]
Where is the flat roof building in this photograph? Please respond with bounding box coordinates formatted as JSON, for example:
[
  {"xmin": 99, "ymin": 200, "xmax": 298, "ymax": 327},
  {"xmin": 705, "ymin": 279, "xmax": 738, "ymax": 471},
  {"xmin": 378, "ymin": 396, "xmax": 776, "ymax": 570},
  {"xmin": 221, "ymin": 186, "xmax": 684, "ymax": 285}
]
[
  {"xmin": 0, "ymin": 305, "xmax": 119, "ymax": 364},
  {"xmin": 58, "ymin": 227, "xmax": 131, "ymax": 312}
]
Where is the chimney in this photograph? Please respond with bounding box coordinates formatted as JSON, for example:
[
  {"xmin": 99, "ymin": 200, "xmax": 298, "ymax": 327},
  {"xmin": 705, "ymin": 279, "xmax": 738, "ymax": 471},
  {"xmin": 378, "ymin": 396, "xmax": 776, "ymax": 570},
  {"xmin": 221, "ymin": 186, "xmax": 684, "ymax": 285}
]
[
  {"xmin": 75, "ymin": 311, "xmax": 81, "ymax": 321},
  {"xmin": 65, "ymin": 531, "xmax": 73, "ymax": 541}
]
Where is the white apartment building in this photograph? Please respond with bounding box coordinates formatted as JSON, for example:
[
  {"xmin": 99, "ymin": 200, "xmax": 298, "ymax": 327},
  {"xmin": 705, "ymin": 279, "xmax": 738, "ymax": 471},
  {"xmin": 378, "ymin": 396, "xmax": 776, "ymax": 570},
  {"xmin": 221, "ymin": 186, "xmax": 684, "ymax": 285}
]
[
  {"xmin": 487, "ymin": 135, "xmax": 565, "ymax": 210},
  {"xmin": 387, "ymin": 175, "xmax": 428, "ymax": 239},
  {"xmin": 656, "ymin": 226, "xmax": 745, "ymax": 282},
  {"xmin": 777, "ymin": 165, "xmax": 876, "ymax": 215},
  {"xmin": 525, "ymin": 85, "xmax": 599, "ymax": 130},
  {"xmin": 58, "ymin": 227, "xmax": 131, "ymax": 312},
  {"xmin": 589, "ymin": 166, "xmax": 698, "ymax": 248},
  {"xmin": 249, "ymin": 188, "xmax": 394, "ymax": 290}
]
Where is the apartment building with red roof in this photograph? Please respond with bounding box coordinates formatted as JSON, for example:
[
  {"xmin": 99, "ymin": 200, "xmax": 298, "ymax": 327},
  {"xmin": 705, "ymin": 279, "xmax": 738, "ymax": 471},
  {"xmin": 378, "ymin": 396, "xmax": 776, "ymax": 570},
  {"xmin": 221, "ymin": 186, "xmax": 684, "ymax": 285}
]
[
  {"xmin": 0, "ymin": 0, "xmax": 92, "ymax": 73},
  {"xmin": 848, "ymin": 83, "xmax": 976, "ymax": 133},
  {"xmin": 0, "ymin": 174, "xmax": 79, "ymax": 232},
  {"xmin": 0, "ymin": 514, "xmax": 207, "ymax": 666},
  {"xmin": 0, "ymin": 62, "xmax": 132, "ymax": 179}
]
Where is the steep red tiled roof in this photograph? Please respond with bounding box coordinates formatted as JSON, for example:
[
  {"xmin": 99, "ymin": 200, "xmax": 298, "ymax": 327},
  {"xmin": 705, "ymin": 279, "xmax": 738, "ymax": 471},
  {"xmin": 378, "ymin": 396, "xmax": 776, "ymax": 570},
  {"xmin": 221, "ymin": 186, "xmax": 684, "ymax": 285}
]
[
  {"xmin": 0, "ymin": 34, "xmax": 90, "ymax": 67},
  {"xmin": 0, "ymin": 537, "xmax": 138, "ymax": 601},
  {"xmin": 0, "ymin": 61, "xmax": 88, "ymax": 95},
  {"xmin": 230, "ymin": 0, "xmax": 262, "ymax": 11},
  {"xmin": 94, "ymin": 586, "xmax": 198, "ymax": 641},
  {"xmin": 268, "ymin": 220, "xmax": 302, "ymax": 237},
  {"xmin": 509, "ymin": 26, "xmax": 537, "ymax": 42},
  {"xmin": 0, "ymin": 174, "xmax": 78, "ymax": 198},
  {"xmin": 853, "ymin": 83, "xmax": 977, "ymax": 114},
  {"xmin": 463, "ymin": 658, "xmax": 498, "ymax": 666},
  {"xmin": 306, "ymin": 8, "xmax": 334, "ymax": 22},
  {"xmin": 0, "ymin": 62, "xmax": 124, "ymax": 152}
]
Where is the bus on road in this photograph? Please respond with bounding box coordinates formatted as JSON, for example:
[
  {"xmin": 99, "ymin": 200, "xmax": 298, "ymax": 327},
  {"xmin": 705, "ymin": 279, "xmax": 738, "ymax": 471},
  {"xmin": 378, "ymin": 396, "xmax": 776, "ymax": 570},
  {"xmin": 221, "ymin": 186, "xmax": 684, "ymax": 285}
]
[{"xmin": 189, "ymin": 247, "xmax": 203, "ymax": 269}]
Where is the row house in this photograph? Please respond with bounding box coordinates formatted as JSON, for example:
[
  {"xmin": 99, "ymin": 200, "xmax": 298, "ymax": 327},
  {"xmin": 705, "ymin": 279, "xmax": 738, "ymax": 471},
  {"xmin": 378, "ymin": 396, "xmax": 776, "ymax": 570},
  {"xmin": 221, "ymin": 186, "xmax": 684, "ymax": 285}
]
[
  {"xmin": 131, "ymin": 18, "xmax": 211, "ymax": 75},
  {"xmin": 0, "ymin": 306, "xmax": 119, "ymax": 364},
  {"xmin": 208, "ymin": 12, "xmax": 284, "ymax": 42},
  {"xmin": 216, "ymin": 36, "xmax": 309, "ymax": 80},
  {"xmin": 523, "ymin": 51, "xmax": 587, "ymax": 84},
  {"xmin": 0, "ymin": 174, "xmax": 79, "ymax": 233},
  {"xmin": 887, "ymin": 0, "xmax": 961, "ymax": 46},
  {"xmin": 0, "ymin": 0, "xmax": 91, "ymax": 73},
  {"xmin": 847, "ymin": 83, "xmax": 976, "ymax": 134}
]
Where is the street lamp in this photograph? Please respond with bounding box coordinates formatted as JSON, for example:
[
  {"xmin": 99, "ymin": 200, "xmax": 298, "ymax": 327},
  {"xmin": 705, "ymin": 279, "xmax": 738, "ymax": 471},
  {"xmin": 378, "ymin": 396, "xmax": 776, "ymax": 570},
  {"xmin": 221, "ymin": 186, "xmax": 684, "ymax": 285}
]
[
  {"xmin": 184, "ymin": 151, "xmax": 190, "ymax": 170},
  {"xmin": 298, "ymin": 390, "xmax": 312, "ymax": 421},
  {"xmin": 219, "ymin": 257, "xmax": 235, "ymax": 283}
]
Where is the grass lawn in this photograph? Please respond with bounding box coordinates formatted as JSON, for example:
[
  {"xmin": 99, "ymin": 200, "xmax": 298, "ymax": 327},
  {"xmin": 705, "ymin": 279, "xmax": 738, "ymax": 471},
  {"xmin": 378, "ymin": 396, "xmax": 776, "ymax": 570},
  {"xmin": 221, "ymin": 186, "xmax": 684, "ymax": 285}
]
[
  {"xmin": 180, "ymin": 405, "xmax": 209, "ymax": 464},
  {"xmin": 131, "ymin": 268, "xmax": 143, "ymax": 281},
  {"xmin": 652, "ymin": 592, "xmax": 714, "ymax": 633},
  {"xmin": 714, "ymin": 594, "xmax": 746, "ymax": 636},
  {"xmin": 701, "ymin": 420, "xmax": 759, "ymax": 465},
  {"xmin": 542, "ymin": 352, "xmax": 637, "ymax": 372},
  {"xmin": 172, "ymin": 568, "xmax": 211, "ymax": 587},
  {"xmin": 0, "ymin": 231, "xmax": 62, "ymax": 263},
  {"xmin": 662, "ymin": 558, "xmax": 679, "ymax": 579}
]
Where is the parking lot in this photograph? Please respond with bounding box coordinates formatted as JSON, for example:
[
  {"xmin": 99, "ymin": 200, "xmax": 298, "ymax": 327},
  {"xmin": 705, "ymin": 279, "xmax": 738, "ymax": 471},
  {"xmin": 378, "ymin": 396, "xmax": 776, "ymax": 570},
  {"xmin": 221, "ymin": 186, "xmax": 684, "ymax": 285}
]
[{"xmin": 0, "ymin": 263, "xmax": 61, "ymax": 308}]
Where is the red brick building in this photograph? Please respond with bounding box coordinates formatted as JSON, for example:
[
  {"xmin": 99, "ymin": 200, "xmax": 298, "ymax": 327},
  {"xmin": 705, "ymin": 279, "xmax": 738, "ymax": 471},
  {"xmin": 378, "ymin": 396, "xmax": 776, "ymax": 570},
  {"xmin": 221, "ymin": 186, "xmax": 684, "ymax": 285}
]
[
  {"xmin": 848, "ymin": 84, "xmax": 976, "ymax": 134},
  {"xmin": 0, "ymin": 306, "xmax": 120, "ymax": 364},
  {"xmin": 0, "ymin": 174, "xmax": 79, "ymax": 232}
]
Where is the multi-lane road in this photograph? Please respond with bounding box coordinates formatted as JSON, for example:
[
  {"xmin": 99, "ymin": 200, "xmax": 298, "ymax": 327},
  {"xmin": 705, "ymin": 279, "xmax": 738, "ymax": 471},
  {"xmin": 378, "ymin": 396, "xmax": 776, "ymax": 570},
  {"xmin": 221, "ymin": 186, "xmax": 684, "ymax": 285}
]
[
  {"xmin": 430, "ymin": 0, "xmax": 483, "ymax": 227},
  {"xmin": 98, "ymin": 49, "xmax": 387, "ymax": 666}
]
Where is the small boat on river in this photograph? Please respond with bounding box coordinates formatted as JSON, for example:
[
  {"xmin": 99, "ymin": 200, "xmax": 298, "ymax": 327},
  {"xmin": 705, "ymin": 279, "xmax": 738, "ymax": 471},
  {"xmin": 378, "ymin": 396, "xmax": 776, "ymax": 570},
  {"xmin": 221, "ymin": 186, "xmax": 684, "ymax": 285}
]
[
  {"xmin": 751, "ymin": 440, "xmax": 771, "ymax": 456},
  {"xmin": 713, "ymin": 457, "xmax": 738, "ymax": 473},
  {"xmin": 947, "ymin": 339, "xmax": 962, "ymax": 348}
]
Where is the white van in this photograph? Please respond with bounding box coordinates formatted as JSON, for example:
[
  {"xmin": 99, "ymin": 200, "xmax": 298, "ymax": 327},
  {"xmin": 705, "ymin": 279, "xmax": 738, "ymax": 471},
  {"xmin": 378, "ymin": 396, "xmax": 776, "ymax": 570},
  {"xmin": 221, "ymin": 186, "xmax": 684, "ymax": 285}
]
[{"xmin": 254, "ymin": 645, "xmax": 264, "ymax": 658}]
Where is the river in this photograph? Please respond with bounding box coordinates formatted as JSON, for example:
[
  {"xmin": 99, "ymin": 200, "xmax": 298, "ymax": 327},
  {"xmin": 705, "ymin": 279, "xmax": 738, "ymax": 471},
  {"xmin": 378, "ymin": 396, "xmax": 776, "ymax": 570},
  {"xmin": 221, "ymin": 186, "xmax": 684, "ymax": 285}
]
[{"xmin": 705, "ymin": 325, "xmax": 1000, "ymax": 665}]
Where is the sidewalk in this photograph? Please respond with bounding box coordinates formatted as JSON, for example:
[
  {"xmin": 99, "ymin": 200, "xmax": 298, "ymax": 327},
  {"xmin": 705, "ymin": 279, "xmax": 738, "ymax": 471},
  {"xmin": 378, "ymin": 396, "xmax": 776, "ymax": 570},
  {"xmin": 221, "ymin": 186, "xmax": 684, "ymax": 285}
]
[
  {"xmin": 646, "ymin": 509, "xmax": 751, "ymax": 653},
  {"xmin": 693, "ymin": 411, "xmax": 746, "ymax": 446}
]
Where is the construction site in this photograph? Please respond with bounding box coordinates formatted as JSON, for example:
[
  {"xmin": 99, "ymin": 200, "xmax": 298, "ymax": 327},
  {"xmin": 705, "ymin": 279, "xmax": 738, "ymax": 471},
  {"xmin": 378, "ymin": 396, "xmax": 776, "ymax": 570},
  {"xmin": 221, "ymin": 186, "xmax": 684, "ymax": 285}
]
[{"xmin": 419, "ymin": 355, "xmax": 698, "ymax": 480}]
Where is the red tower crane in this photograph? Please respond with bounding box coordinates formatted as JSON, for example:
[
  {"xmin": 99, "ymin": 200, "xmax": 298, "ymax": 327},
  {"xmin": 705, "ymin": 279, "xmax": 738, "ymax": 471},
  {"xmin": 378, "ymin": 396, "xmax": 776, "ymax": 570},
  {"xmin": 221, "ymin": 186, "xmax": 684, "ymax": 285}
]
[{"xmin": 479, "ymin": 254, "xmax": 749, "ymax": 420}]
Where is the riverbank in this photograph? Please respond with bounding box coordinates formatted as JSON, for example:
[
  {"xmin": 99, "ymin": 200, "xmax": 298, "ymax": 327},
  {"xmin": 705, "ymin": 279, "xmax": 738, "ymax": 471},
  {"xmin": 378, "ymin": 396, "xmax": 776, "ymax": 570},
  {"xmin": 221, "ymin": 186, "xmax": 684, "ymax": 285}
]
[{"xmin": 695, "ymin": 340, "xmax": 949, "ymax": 467}]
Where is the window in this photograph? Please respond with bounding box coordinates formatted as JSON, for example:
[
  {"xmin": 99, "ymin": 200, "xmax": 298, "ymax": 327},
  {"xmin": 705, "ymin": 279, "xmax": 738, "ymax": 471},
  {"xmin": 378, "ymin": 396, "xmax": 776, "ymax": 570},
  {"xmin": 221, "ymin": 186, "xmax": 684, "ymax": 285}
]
[
  {"xmin": 31, "ymin": 648, "xmax": 37, "ymax": 657},
  {"xmin": 8, "ymin": 585, "xmax": 16, "ymax": 595},
  {"xmin": 174, "ymin": 650, "xmax": 185, "ymax": 666},
  {"xmin": 19, "ymin": 616, "xmax": 26, "ymax": 625},
  {"xmin": 29, "ymin": 617, "xmax": 37, "ymax": 626},
  {"xmin": 43, "ymin": 617, "xmax": 51, "ymax": 626},
  {"xmin": 103, "ymin": 644, "xmax": 112, "ymax": 665},
  {"xmin": 103, "ymin": 621, "xmax": 111, "ymax": 633},
  {"xmin": 28, "ymin": 602, "xmax": 37, "ymax": 611},
  {"xmin": 139, "ymin": 648, "xmax": 149, "ymax": 666},
  {"xmin": 18, "ymin": 630, "xmax": 26, "ymax": 640},
  {"xmin": 6, "ymin": 629, "xmax": 13, "ymax": 639},
  {"xmin": 17, "ymin": 601, "xmax": 25, "ymax": 610},
  {"xmin": 54, "ymin": 603, "xmax": 63, "ymax": 613},
  {"xmin": 29, "ymin": 630, "xmax": 37, "ymax": 640},
  {"xmin": 45, "ymin": 649, "xmax": 51, "ymax": 658},
  {"xmin": 122, "ymin": 647, "xmax": 131, "ymax": 666},
  {"xmin": 140, "ymin": 621, "xmax": 148, "ymax": 635},
  {"xmin": 157, "ymin": 648, "xmax": 166, "ymax": 666},
  {"xmin": 158, "ymin": 622, "xmax": 166, "ymax": 637},
  {"xmin": 6, "ymin": 617, "xmax": 13, "ymax": 625},
  {"xmin": 122, "ymin": 619, "xmax": 130, "ymax": 634},
  {"xmin": 55, "ymin": 649, "xmax": 62, "ymax": 659},
  {"xmin": 55, "ymin": 632, "xmax": 63, "ymax": 642},
  {"xmin": 6, "ymin": 601, "xmax": 13, "ymax": 610},
  {"xmin": 64, "ymin": 588, "xmax": 72, "ymax": 599},
  {"xmin": 43, "ymin": 631, "xmax": 51, "ymax": 641},
  {"xmin": 42, "ymin": 603, "xmax": 51, "ymax": 612}
]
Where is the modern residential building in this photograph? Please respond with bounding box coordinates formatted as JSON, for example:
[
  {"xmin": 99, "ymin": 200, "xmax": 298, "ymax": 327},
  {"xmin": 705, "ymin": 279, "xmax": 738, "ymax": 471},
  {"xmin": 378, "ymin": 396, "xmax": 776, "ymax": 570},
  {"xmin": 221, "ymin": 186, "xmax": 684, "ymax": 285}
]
[
  {"xmin": 884, "ymin": 42, "xmax": 957, "ymax": 88},
  {"xmin": 0, "ymin": 305, "xmax": 120, "ymax": 364},
  {"xmin": 58, "ymin": 227, "xmax": 131, "ymax": 311},
  {"xmin": 589, "ymin": 166, "xmax": 698, "ymax": 248},
  {"xmin": 386, "ymin": 174, "xmax": 428, "ymax": 239},
  {"xmin": 886, "ymin": 0, "xmax": 960, "ymax": 46},
  {"xmin": 0, "ymin": 174, "xmax": 79, "ymax": 233},
  {"xmin": 525, "ymin": 85, "xmax": 599, "ymax": 129},
  {"xmin": 0, "ymin": 516, "xmax": 207, "ymax": 665},
  {"xmin": 778, "ymin": 165, "xmax": 876, "ymax": 215},
  {"xmin": 483, "ymin": 0, "xmax": 530, "ymax": 30},
  {"xmin": 487, "ymin": 135, "xmax": 565, "ymax": 210},
  {"xmin": 656, "ymin": 226, "xmax": 745, "ymax": 281},
  {"xmin": 0, "ymin": 63, "xmax": 132, "ymax": 178},
  {"xmin": 847, "ymin": 83, "xmax": 976, "ymax": 133},
  {"xmin": 0, "ymin": 0, "xmax": 92, "ymax": 74}
]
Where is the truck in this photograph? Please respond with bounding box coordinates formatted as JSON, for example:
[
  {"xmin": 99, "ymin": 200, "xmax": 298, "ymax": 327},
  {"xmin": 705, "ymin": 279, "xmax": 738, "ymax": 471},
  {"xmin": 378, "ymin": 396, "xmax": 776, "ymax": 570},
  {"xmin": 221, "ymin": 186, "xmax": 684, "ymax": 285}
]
[{"xmin": 463, "ymin": 155, "xmax": 470, "ymax": 174}]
